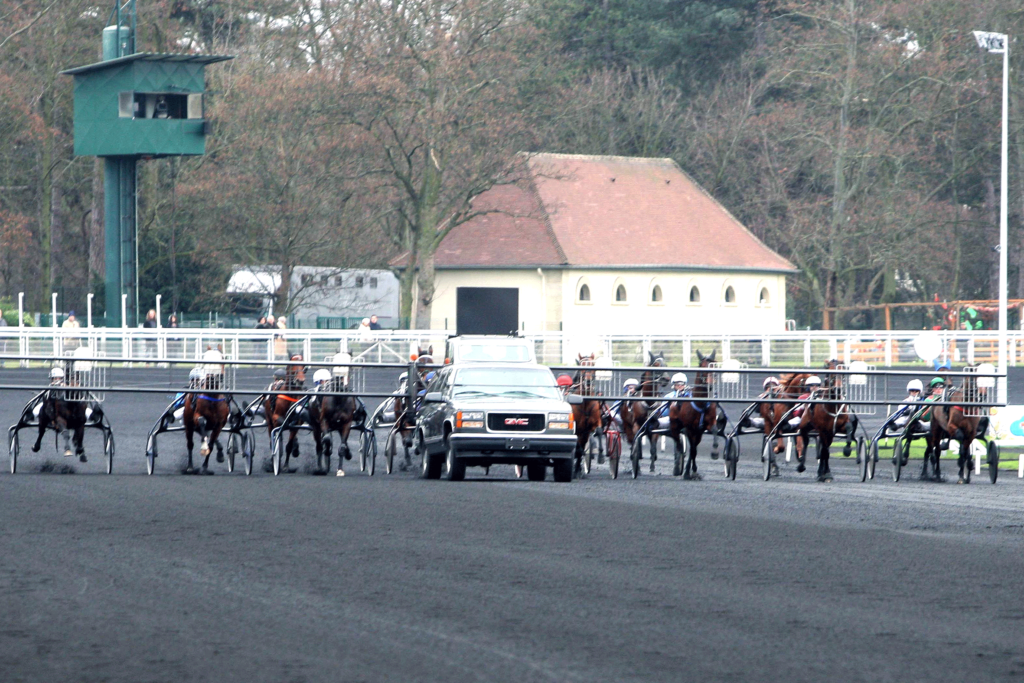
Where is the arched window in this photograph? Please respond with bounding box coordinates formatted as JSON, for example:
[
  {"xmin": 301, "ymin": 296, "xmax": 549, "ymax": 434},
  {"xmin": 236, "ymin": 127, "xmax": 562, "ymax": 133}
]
[
  {"xmin": 689, "ymin": 286, "xmax": 701, "ymax": 303},
  {"xmin": 724, "ymin": 286, "xmax": 736, "ymax": 304},
  {"xmin": 759, "ymin": 287, "xmax": 770, "ymax": 306},
  {"xmin": 615, "ymin": 284, "xmax": 627, "ymax": 302},
  {"xmin": 651, "ymin": 285, "xmax": 663, "ymax": 303},
  {"xmin": 578, "ymin": 283, "xmax": 591, "ymax": 302}
]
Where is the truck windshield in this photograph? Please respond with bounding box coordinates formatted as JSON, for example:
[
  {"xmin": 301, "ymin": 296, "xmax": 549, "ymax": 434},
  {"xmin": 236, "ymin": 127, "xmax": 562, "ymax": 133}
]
[
  {"xmin": 457, "ymin": 344, "xmax": 532, "ymax": 362},
  {"xmin": 453, "ymin": 367, "xmax": 560, "ymax": 399}
]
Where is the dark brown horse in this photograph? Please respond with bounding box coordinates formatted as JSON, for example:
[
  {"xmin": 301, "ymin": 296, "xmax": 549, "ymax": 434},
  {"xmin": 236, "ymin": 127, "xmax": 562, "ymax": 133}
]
[
  {"xmin": 31, "ymin": 373, "xmax": 90, "ymax": 461},
  {"xmin": 264, "ymin": 354, "xmax": 306, "ymax": 472},
  {"xmin": 667, "ymin": 349, "xmax": 720, "ymax": 479},
  {"xmin": 794, "ymin": 360, "xmax": 852, "ymax": 482},
  {"xmin": 928, "ymin": 368, "xmax": 989, "ymax": 484},
  {"xmin": 622, "ymin": 351, "xmax": 666, "ymax": 450},
  {"xmin": 571, "ymin": 353, "xmax": 604, "ymax": 476},
  {"xmin": 182, "ymin": 363, "xmax": 230, "ymax": 475},
  {"xmin": 760, "ymin": 372, "xmax": 812, "ymax": 454},
  {"xmin": 309, "ymin": 374, "xmax": 364, "ymax": 476},
  {"xmin": 392, "ymin": 346, "xmax": 433, "ymax": 471}
]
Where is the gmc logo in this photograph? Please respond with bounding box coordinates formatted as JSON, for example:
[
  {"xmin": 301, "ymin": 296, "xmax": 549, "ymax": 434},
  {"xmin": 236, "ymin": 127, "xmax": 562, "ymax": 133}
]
[{"xmin": 504, "ymin": 418, "xmax": 529, "ymax": 426}]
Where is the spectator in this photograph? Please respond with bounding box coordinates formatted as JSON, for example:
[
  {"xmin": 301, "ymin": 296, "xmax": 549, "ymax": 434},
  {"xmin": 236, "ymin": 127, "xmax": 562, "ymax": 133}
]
[
  {"xmin": 168, "ymin": 314, "xmax": 179, "ymax": 328},
  {"xmin": 274, "ymin": 316, "xmax": 288, "ymax": 359},
  {"xmin": 256, "ymin": 316, "xmax": 267, "ymax": 329},
  {"xmin": 266, "ymin": 314, "xmax": 276, "ymax": 328},
  {"xmin": 0, "ymin": 308, "xmax": 7, "ymax": 327},
  {"xmin": 369, "ymin": 315, "xmax": 382, "ymax": 330},
  {"xmin": 357, "ymin": 317, "xmax": 372, "ymax": 341},
  {"xmin": 62, "ymin": 310, "xmax": 81, "ymax": 350},
  {"xmin": 143, "ymin": 309, "xmax": 158, "ymax": 360}
]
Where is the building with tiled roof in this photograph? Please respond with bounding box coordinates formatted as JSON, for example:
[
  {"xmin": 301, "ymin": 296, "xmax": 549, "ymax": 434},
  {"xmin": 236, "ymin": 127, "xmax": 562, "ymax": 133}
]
[{"xmin": 417, "ymin": 153, "xmax": 796, "ymax": 337}]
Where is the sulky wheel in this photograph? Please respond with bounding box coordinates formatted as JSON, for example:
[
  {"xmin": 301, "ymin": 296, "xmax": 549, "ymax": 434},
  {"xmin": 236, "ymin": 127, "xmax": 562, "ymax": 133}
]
[
  {"xmin": 583, "ymin": 437, "xmax": 593, "ymax": 476},
  {"xmin": 892, "ymin": 438, "xmax": 904, "ymax": 482},
  {"xmin": 364, "ymin": 429, "xmax": 377, "ymax": 477},
  {"xmin": 146, "ymin": 435, "xmax": 156, "ymax": 476},
  {"xmin": 762, "ymin": 439, "xmax": 773, "ymax": 481},
  {"xmin": 630, "ymin": 439, "xmax": 641, "ymax": 479},
  {"xmin": 868, "ymin": 439, "xmax": 878, "ymax": 480},
  {"xmin": 226, "ymin": 433, "xmax": 238, "ymax": 474},
  {"xmin": 385, "ymin": 430, "xmax": 397, "ymax": 475},
  {"xmin": 272, "ymin": 432, "xmax": 285, "ymax": 476},
  {"xmin": 726, "ymin": 437, "xmax": 739, "ymax": 481},
  {"xmin": 9, "ymin": 430, "xmax": 18, "ymax": 475},
  {"xmin": 243, "ymin": 432, "xmax": 255, "ymax": 476},
  {"xmin": 104, "ymin": 430, "xmax": 115, "ymax": 475},
  {"xmin": 858, "ymin": 437, "xmax": 868, "ymax": 482},
  {"xmin": 987, "ymin": 441, "xmax": 999, "ymax": 484},
  {"xmin": 608, "ymin": 432, "xmax": 621, "ymax": 480}
]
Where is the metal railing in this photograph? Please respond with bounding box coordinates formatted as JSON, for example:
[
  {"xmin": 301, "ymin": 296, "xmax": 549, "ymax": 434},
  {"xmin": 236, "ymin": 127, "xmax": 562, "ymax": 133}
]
[{"xmin": 2, "ymin": 327, "xmax": 1024, "ymax": 368}]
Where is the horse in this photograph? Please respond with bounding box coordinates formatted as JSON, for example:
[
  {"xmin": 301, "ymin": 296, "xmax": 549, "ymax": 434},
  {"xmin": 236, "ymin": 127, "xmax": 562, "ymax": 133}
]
[
  {"xmin": 621, "ymin": 352, "xmax": 666, "ymax": 471},
  {"xmin": 30, "ymin": 370, "xmax": 94, "ymax": 462},
  {"xmin": 794, "ymin": 360, "xmax": 855, "ymax": 482},
  {"xmin": 667, "ymin": 349, "xmax": 722, "ymax": 480},
  {"xmin": 571, "ymin": 353, "xmax": 604, "ymax": 477},
  {"xmin": 182, "ymin": 348, "xmax": 230, "ymax": 474},
  {"xmin": 309, "ymin": 370, "xmax": 365, "ymax": 477},
  {"xmin": 392, "ymin": 346, "xmax": 433, "ymax": 471},
  {"xmin": 760, "ymin": 372, "xmax": 812, "ymax": 455},
  {"xmin": 928, "ymin": 368, "xmax": 989, "ymax": 484},
  {"xmin": 264, "ymin": 354, "xmax": 306, "ymax": 472}
]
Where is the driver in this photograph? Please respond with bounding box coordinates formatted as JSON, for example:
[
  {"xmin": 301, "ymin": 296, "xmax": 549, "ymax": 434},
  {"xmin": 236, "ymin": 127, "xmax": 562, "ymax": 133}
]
[
  {"xmin": 653, "ymin": 373, "xmax": 688, "ymax": 429},
  {"xmin": 786, "ymin": 375, "xmax": 820, "ymax": 428},
  {"xmin": 312, "ymin": 368, "xmax": 331, "ymax": 391},
  {"xmin": 556, "ymin": 374, "xmax": 573, "ymax": 399},
  {"xmin": 605, "ymin": 378, "xmax": 639, "ymax": 429},
  {"xmin": 892, "ymin": 379, "xmax": 924, "ymax": 428},
  {"xmin": 48, "ymin": 366, "xmax": 65, "ymax": 387}
]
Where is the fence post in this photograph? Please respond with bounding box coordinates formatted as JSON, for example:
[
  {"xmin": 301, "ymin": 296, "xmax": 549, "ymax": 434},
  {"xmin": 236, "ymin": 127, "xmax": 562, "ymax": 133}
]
[
  {"xmin": 683, "ymin": 338, "xmax": 691, "ymax": 367},
  {"xmin": 884, "ymin": 335, "xmax": 893, "ymax": 367},
  {"xmin": 761, "ymin": 337, "xmax": 770, "ymax": 367},
  {"xmin": 723, "ymin": 338, "xmax": 731, "ymax": 362},
  {"xmin": 828, "ymin": 337, "xmax": 838, "ymax": 362},
  {"xmin": 967, "ymin": 337, "xmax": 975, "ymax": 365},
  {"xmin": 804, "ymin": 336, "xmax": 811, "ymax": 366}
]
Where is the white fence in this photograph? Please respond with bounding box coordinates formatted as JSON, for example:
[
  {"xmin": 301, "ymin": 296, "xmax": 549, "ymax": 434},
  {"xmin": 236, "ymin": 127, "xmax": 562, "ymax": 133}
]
[{"xmin": 1, "ymin": 327, "xmax": 1024, "ymax": 368}]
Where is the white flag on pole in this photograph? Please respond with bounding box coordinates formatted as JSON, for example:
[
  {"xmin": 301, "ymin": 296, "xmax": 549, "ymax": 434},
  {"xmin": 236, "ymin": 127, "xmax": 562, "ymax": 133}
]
[{"xmin": 973, "ymin": 31, "xmax": 1007, "ymax": 53}]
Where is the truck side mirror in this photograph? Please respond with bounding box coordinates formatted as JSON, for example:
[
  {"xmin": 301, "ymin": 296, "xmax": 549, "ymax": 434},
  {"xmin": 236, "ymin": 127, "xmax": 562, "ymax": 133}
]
[
  {"xmin": 566, "ymin": 394, "xmax": 583, "ymax": 405},
  {"xmin": 424, "ymin": 392, "xmax": 443, "ymax": 403}
]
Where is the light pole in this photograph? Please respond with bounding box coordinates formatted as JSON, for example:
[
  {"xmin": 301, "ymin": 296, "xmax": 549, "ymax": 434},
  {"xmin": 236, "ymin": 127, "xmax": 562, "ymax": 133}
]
[{"xmin": 973, "ymin": 30, "xmax": 1009, "ymax": 404}]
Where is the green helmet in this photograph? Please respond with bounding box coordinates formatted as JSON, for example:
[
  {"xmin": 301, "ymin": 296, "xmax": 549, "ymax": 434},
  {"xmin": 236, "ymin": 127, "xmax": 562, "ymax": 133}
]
[{"xmin": 929, "ymin": 377, "xmax": 945, "ymax": 388}]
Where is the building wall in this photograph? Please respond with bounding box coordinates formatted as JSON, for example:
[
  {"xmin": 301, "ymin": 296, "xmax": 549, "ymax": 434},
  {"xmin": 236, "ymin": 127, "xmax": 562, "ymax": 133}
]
[{"xmin": 431, "ymin": 268, "xmax": 787, "ymax": 336}]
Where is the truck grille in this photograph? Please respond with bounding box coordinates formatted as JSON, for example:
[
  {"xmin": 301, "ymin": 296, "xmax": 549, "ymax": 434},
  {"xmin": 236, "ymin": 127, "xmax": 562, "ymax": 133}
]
[{"xmin": 487, "ymin": 413, "xmax": 545, "ymax": 431}]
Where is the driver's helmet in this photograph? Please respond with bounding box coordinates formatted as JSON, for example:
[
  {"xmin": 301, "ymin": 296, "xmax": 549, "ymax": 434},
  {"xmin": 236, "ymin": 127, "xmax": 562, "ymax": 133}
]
[
  {"xmin": 623, "ymin": 378, "xmax": 639, "ymax": 392},
  {"xmin": 273, "ymin": 368, "xmax": 287, "ymax": 381},
  {"xmin": 312, "ymin": 369, "xmax": 331, "ymax": 385},
  {"xmin": 425, "ymin": 371, "xmax": 436, "ymax": 383},
  {"xmin": 189, "ymin": 367, "xmax": 203, "ymax": 383},
  {"xmin": 671, "ymin": 372, "xmax": 687, "ymax": 385},
  {"xmin": 929, "ymin": 377, "xmax": 945, "ymax": 389},
  {"xmin": 906, "ymin": 379, "xmax": 924, "ymax": 393},
  {"xmin": 49, "ymin": 366, "xmax": 65, "ymax": 381},
  {"xmin": 805, "ymin": 375, "xmax": 822, "ymax": 388},
  {"xmin": 556, "ymin": 374, "xmax": 573, "ymax": 388},
  {"xmin": 763, "ymin": 376, "xmax": 780, "ymax": 390}
]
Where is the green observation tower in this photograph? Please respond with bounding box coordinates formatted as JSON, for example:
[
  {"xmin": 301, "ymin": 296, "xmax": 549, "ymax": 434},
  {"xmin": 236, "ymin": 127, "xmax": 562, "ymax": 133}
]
[{"xmin": 61, "ymin": 1, "xmax": 232, "ymax": 326}]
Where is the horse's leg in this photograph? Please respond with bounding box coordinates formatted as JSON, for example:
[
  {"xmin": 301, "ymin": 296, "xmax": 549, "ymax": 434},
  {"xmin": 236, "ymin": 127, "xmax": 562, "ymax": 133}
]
[
  {"xmin": 817, "ymin": 433, "xmax": 833, "ymax": 482},
  {"xmin": 338, "ymin": 421, "xmax": 353, "ymax": 474},
  {"xmin": 690, "ymin": 433, "xmax": 701, "ymax": 479},
  {"xmin": 648, "ymin": 426, "xmax": 658, "ymax": 473},
  {"xmin": 32, "ymin": 405, "xmax": 49, "ymax": 453},
  {"xmin": 202, "ymin": 416, "xmax": 226, "ymax": 474},
  {"xmin": 74, "ymin": 420, "xmax": 86, "ymax": 462},
  {"xmin": 842, "ymin": 420, "xmax": 854, "ymax": 457},
  {"xmin": 184, "ymin": 418, "xmax": 195, "ymax": 473},
  {"xmin": 285, "ymin": 429, "xmax": 299, "ymax": 472},
  {"xmin": 795, "ymin": 424, "xmax": 809, "ymax": 473},
  {"xmin": 955, "ymin": 427, "xmax": 971, "ymax": 484},
  {"xmin": 402, "ymin": 425, "xmax": 413, "ymax": 469}
]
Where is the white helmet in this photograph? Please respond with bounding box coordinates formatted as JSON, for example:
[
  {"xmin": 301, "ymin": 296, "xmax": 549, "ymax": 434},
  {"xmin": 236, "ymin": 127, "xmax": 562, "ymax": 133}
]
[
  {"xmin": 671, "ymin": 373, "xmax": 687, "ymax": 385},
  {"xmin": 763, "ymin": 376, "xmax": 780, "ymax": 389},
  {"xmin": 906, "ymin": 379, "xmax": 923, "ymax": 393},
  {"xmin": 313, "ymin": 369, "xmax": 331, "ymax": 384},
  {"xmin": 189, "ymin": 367, "xmax": 203, "ymax": 381},
  {"xmin": 49, "ymin": 367, "xmax": 65, "ymax": 380},
  {"xmin": 623, "ymin": 378, "xmax": 639, "ymax": 390},
  {"xmin": 805, "ymin": 375, "xmax": 822, "ymax": 387}
]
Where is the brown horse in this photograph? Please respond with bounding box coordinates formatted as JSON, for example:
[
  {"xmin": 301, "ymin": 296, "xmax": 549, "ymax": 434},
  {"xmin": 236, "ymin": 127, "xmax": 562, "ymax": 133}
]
[
  {"xmin": 31, "ymin": 372, "xmax": 91, "ymax": 461},
  {"xmin": 182, "ymin": 372, "xmax": 230, "ymax": 475},
  {"xmin": 309, "ymin": 374, "xmax": 364, "ymax": 476},
  {"xmin": 264, "ymin": 354, "xmax": 306, "ymax": 472},
  {"xmin": 667, "ymin": 349, "xmax": 721, "ymax": 479},
  {"xmin": 794, "ymin": 360, "xmax": 853, "ymax": 482},
  {"xmin": 928, "ymin": 368, "xmax": 989, "ymax": 484},
  {"xmin": 622, "ymin": 351, "xmax": 666, "ymax": 449},
  {"xmin": 760, "ymin": 372, "xmax": 812, "ymax": 454},
  {"xmin": 393, "ymin": 346, "xmax": 433, "ymax": 471},
  {"xmin": 571, "ymin": 353, "xmax": 604, "ymax": 476}
]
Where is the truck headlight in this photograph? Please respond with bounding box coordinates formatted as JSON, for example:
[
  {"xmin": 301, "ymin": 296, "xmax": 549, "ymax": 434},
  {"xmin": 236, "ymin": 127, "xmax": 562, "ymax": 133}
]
[
  {"xmin": 548, "ymin": 412, "xmax": 572, "ymax": 430},
  {"xmin": 456, "ymin": 411, "xmax": 484, "ymax": 429}
]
